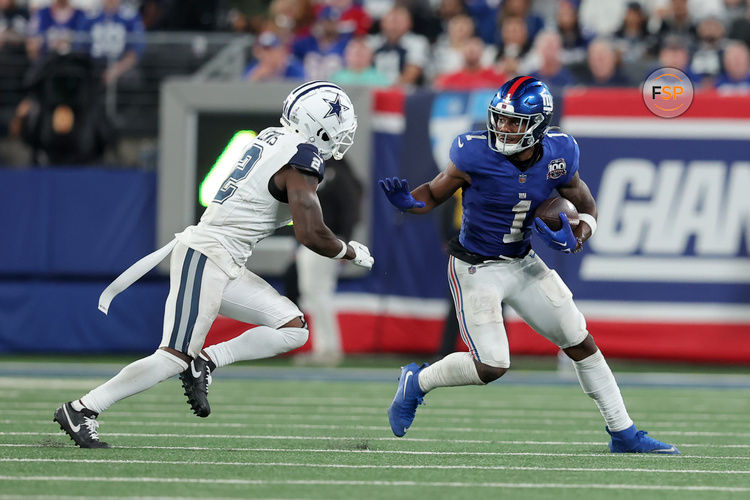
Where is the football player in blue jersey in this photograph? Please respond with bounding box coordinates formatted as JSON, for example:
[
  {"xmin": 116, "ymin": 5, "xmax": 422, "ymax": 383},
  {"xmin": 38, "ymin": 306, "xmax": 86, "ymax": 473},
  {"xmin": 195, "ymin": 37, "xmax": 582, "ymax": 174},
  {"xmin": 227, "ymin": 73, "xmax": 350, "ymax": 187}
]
[{"xmin": 379, "ymin": 76, "xmax": 679, "ymax": 454}]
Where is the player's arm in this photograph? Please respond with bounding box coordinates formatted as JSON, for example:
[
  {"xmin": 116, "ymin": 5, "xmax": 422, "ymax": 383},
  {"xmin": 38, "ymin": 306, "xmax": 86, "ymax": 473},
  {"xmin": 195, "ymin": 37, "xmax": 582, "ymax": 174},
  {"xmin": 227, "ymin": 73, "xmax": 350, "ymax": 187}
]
[
  {"xmin": 281, "ymin": 166, "xmax": 373, "ymax": 269},
  {"xmin": 379, "ymin": 161, "xmax": 470, "ymax": 215},
  {"xmin": 557, "ymin": 171, "xmax": 598, "ymax": 246},
  {"xmin": 409, "ymin": 162, "xmax": 471, "ymax": 214},
  {"xmin": 283, "ymin": 166, "xmax": 354, "ymax": 258}
]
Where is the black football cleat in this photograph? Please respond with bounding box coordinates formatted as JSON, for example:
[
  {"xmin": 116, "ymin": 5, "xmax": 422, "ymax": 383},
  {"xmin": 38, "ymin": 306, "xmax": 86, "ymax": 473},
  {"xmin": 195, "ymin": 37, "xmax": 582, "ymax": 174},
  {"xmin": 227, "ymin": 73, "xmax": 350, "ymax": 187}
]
[
  {"xmin": 179, "ymin": 357, "xmax": 212, "ymax": 417},
  {"xmin": 53, "ymin": 402, "xmax": 110, "ymax": 448}
]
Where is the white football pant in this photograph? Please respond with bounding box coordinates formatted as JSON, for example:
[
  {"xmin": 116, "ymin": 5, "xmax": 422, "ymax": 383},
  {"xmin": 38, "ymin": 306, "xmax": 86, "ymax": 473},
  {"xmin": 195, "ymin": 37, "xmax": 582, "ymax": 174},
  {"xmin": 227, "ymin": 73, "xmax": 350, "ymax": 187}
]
[
  {"xmin": 161, "ymin": 242, "xmax": 303, "ymax": 357},
  {"xmin": 447, "ymin": 251, "xmax": 588, "ymax": 368}
]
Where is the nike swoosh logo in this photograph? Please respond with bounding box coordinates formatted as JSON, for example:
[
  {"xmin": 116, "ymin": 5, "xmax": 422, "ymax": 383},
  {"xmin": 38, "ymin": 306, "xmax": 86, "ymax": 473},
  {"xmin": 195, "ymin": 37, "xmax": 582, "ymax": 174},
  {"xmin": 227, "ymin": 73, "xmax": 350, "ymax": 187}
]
[
  {"xmin": 403, "ymin": 371, "xmax": 413, "ymax": 399},
  {"xmin": 63, "ymin": 404, "xmax": 80, "ymax": 433},
  {"xmin": 191, "ymin": 363, "xmax": 202, "ymax": 378},
  {"xmin": 553, "ymin": 241, "xmax": 568, "ymax": 247},
  {"xmin": 457, "ymin": 138, "xmax": 464, "ymax": 148}
]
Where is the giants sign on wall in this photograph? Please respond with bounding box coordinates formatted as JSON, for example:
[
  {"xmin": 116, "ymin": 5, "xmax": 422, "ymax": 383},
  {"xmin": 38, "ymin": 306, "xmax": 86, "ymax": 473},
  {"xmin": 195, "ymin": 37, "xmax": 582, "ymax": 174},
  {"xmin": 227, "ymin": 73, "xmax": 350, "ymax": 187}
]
[{"xmin": 556, "ymin": 89, "xmax": 750, "ymax": 362}]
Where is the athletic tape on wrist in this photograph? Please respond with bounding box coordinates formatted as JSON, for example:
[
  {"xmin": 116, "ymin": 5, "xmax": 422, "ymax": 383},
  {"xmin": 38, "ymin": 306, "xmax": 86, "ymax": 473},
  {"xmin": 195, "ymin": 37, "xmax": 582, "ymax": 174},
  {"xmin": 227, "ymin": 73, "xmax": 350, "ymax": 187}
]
[
  {"xmin": 578, "ymin": 213, "xmax": 597, "ymax": 236},
  {"xmin": 333, "ymin": 239, "xmax": 348, "ymax": 259}
]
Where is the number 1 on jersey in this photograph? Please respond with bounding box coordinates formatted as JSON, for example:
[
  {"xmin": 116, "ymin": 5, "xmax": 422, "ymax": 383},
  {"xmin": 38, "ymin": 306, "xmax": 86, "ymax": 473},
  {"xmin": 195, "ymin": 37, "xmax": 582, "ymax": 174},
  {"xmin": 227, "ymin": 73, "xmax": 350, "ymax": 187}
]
[
  {"xmin": 214, "ymin": 144, "xmax": 264, "ymax": 204},
  {"xmin": 503, "ymin": 200, "xmax": 531, "ymax": 243}
]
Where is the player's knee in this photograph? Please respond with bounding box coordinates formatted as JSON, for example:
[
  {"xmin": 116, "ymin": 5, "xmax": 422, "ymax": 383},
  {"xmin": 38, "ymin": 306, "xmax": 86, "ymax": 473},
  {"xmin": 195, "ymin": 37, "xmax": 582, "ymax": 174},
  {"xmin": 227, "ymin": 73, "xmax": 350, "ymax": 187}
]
[
  {"xmin": 159, "ymin": 346, "xmax": 192, "ymax": 365},
  {"xmin": 281, "ymin": 316, "xmax": 306, "ymax": 329},
  {"xmin": 279, "ymin": 318, "xmax": 309, "ymax": 350},
  {"xmin": 562, "ymin": 334, "xmax": 598, "ymax": 362},
  {"xmin": 474, "ymin": 361, "xmax": 508, "ymax": 384}
]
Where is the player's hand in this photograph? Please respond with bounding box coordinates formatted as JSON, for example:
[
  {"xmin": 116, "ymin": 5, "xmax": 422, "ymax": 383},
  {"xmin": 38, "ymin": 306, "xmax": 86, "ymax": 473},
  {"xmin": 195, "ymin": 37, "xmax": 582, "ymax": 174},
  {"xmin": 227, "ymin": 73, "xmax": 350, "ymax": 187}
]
[
  {"xmin": 533, "ymin": 212, "xmax": 578, "ymax": 254},
  {"xmin": 348, "ymin": 240, "xmax": 374, "ymax": 270},
  {"xmin": 378, "ymin": 177, "xmax": 425, "ymax": 212}
]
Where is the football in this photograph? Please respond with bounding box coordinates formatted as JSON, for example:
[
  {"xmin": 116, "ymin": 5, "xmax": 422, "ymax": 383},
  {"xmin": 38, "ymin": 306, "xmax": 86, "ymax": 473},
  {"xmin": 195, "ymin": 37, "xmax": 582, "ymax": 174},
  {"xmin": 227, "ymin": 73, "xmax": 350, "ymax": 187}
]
[{"xmin": 534, "ymin": 197, "xmax": 579, "ymax": 231}]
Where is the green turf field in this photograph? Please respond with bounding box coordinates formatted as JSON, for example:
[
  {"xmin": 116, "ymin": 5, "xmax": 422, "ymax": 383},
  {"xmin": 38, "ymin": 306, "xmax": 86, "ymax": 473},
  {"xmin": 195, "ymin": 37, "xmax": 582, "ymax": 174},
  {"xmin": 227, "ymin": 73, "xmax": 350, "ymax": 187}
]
[{"xmin": 1, "ymin": 361, "xmax": 749, "ymax": 500}]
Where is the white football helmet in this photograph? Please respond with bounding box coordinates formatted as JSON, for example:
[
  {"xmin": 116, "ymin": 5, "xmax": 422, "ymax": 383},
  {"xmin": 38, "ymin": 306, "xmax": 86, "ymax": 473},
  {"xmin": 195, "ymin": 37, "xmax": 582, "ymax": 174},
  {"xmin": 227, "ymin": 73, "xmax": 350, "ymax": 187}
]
[{"xmin": 280, "ymin": 81, "xmax": 357, "ymax": 160}]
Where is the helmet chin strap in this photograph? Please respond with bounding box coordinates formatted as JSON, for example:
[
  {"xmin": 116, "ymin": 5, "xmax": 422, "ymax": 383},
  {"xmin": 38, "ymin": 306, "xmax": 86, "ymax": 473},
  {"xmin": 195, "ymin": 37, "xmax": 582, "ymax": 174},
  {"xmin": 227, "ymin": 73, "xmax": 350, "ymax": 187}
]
[{"xmin": 496, "ymin": 135, "xmax": 526, "ymax": 156}]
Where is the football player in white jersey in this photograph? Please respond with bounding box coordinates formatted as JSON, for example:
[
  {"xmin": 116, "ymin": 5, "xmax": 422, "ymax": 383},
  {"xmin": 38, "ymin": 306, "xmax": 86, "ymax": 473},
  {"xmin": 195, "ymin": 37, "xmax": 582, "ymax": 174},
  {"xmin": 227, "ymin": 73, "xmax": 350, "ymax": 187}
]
[{"xmin": 53, "ymin": 81, "xmax": 373, "ymax": 448}]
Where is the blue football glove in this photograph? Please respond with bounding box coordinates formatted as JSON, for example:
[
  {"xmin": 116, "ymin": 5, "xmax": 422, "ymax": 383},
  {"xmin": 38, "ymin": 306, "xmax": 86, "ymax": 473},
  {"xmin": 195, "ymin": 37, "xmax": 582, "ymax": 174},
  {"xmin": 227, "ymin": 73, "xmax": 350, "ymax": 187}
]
[
  {"xmin": 533, "ymin": 212, "xmax": 579, "ymax": 253},
  {"xmin": 378, "ymin": 177, "xmax": 425, "ymax": 211}
]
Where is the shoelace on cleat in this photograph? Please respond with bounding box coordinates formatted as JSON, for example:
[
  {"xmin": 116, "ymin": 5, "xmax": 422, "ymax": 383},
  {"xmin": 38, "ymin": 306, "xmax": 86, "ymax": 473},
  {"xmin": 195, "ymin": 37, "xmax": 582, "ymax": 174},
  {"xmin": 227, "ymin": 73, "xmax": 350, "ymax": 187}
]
[
  {"xmin": 398, "ymin": 395, "xmax": 424, "ymax": 419},
  {"xmin": 83, "ymin": 417, "xmax": 100, "ymax": 441}
]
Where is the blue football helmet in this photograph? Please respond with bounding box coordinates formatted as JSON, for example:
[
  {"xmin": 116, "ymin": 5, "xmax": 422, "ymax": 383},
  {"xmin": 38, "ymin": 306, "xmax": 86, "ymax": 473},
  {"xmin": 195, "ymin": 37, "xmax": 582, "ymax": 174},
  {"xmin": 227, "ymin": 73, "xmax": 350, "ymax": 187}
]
[{"xmin": 487, "ymin": 76, "xmax": 554, "ymax": 156}]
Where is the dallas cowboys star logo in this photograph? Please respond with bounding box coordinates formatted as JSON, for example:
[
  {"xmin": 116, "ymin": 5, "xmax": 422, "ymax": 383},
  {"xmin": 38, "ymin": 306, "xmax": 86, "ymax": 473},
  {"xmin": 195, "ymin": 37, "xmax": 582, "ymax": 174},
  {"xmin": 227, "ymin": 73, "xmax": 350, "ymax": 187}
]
[{"xmin": 323, "ymin": 94, "xmax": 349, "ymax": 123}]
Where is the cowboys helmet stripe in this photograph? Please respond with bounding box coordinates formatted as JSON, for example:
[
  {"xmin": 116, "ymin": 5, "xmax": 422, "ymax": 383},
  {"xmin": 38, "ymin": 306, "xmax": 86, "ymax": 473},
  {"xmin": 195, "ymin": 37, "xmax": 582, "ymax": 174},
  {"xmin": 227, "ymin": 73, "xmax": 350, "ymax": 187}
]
[
  {"xmin": 284, "ymin": 80, "xmax": 326, "ymax": 118},
  {"xmin": 286, "ymin": 83, "xmax": 345, "ymax": 120}
]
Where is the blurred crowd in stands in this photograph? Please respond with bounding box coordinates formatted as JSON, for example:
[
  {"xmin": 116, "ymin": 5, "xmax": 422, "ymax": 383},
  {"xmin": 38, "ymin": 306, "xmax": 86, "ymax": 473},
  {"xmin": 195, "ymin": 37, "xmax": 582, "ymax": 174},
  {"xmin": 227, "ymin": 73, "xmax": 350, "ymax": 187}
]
[
  {"xmin": 2, "ymin": 0, "xmax": 750, "ymax": 166},
  {"xmin": 238, "ymin": 0, "xmax": 750, "ymax": 92}
]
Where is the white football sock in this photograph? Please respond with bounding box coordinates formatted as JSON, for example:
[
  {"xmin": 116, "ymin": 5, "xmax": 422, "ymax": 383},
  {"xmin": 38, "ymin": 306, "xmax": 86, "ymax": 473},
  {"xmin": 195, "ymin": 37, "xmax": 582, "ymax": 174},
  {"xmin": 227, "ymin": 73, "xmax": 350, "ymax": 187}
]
[
  {"xmin": 572, "ymin": 350, "xmax": 633, "ymax": 432},
  {"xmin": 204, "ymin": 326, "xmax": 309, "ymax": 368},
  {"xmin": 418, "ymin": 352, "xmax": 484, "ymax": 393},
  {"xmin": 80, "ymin": 350, "xmax": 188, "ymax": 414}
]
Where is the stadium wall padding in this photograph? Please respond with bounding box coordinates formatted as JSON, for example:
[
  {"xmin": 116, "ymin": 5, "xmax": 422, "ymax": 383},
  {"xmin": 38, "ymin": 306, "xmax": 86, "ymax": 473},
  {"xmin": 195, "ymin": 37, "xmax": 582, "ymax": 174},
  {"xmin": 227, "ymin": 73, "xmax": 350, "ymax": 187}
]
[{"xmin": 1, "ymin": 88, "xmax": 748, "ymax": 361}]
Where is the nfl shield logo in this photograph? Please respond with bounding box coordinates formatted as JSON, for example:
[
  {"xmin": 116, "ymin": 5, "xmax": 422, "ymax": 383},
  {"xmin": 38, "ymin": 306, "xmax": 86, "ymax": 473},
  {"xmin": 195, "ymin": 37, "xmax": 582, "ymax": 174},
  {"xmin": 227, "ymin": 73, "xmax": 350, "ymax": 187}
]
[
  {"xmin": 518, "ymin": 174, "xmax": 527, "ymax": 183},
  {"xmin": 468, "ymin": 266, "xmax": 477, "ymax": 274}
]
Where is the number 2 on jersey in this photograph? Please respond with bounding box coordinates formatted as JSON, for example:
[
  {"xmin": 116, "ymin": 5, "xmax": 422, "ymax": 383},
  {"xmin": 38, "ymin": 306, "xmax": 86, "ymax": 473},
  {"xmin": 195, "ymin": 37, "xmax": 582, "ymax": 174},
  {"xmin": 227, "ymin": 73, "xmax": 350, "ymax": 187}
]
[
  {"xmin": 214, "ymin": 144, "xmax": 263, "ymax": 204},
  {"xmin": 503, "ymin": 200, "xmax": 531, "ymax": 243}
]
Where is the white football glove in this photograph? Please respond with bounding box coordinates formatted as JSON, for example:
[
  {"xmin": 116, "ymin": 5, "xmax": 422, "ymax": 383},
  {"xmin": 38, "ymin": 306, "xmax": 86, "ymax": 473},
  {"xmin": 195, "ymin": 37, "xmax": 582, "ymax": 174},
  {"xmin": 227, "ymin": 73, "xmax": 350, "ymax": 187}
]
[{"xmin": 348, "ymin": 240, "xmax": 374, "ymax": 270}]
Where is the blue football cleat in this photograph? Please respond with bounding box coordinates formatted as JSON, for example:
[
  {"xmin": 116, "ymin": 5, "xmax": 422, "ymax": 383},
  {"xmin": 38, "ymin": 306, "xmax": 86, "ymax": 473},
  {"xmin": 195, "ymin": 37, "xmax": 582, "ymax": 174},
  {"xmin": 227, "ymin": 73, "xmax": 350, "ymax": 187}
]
[
  {"xmin": 607, "ymin": 424, "xmax": 680, "ymax": 454},
  {"xmin": 387, "ymin": 362, "xmax": 428, "ymax": 437}
]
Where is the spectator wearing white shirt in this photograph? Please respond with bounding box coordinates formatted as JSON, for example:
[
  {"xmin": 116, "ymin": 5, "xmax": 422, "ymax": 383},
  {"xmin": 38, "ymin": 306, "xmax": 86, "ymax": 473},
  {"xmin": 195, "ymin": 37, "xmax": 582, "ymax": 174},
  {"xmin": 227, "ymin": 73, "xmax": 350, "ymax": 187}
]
[
  {"xmin": 579, "ymin": 0, "xmax": 629, "ymax": 36},
  {"xmin": 369, "ymin": 6, "xmax": 429, "ymax": 86},
  {"xmin": 430, "ymin": 14, "xmax": 496, "ymax": 78}
]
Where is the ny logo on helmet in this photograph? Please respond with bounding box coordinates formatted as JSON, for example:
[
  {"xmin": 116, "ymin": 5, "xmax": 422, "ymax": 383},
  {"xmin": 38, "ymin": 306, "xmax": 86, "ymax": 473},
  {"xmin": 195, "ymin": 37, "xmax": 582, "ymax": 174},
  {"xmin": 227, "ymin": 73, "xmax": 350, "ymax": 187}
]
[{"xmin": 540, "ymin": 89, "xmax": 553, "ymax": 113}]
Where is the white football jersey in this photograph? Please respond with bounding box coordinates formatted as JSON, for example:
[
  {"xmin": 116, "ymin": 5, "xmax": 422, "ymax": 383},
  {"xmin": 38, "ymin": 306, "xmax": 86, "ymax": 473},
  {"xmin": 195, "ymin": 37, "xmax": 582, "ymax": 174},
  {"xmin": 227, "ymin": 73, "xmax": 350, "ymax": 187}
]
[{"xmin": 176, "ymin": 127, "xmax": 324, "ymax": 278}]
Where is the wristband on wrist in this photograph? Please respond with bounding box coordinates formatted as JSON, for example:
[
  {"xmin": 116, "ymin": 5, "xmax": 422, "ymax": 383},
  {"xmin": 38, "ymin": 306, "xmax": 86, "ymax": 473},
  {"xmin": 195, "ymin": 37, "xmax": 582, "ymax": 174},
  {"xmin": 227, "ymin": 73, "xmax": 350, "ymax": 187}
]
[
  {"xmin": 578, "ymin": 213, "xmax": 597, "ymax": 236},
  {"xmin": 333, "ymin": 239, "xmax": 348, "ymax": 259}
]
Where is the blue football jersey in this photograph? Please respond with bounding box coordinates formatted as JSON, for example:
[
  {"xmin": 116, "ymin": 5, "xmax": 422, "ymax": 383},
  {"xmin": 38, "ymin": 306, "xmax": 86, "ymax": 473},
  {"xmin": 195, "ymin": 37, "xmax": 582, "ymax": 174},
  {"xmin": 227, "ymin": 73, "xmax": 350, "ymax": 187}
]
[
  {"xmin": 28, "ymin": 6, "xmax": 86, "ymax": 55},
  {"xmin": 292, "ymin": 34, "xmax": 349, "ymax": 81},
  {"xmin": 78, "ymin": 7, "xmax": 145, "ymax": 60},
  {"xmin": 449, "ymin": 130, "xmax": 580, "ymax": 258}
]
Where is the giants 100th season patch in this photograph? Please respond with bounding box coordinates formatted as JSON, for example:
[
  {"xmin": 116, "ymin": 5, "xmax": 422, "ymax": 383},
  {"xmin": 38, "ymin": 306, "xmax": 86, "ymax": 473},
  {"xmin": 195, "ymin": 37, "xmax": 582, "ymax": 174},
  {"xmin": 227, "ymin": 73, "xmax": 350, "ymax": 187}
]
[{"xmin": 546, "ymin": 158, "xmax": 567, "ymax": 180}]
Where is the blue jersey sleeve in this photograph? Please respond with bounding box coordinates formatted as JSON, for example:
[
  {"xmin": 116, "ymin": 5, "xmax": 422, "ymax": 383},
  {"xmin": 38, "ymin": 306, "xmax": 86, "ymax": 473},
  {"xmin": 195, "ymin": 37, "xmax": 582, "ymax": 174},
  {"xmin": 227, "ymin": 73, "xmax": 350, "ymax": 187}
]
[
  {"xmin": 449, "ymin": 131, "xmax": 488, "ymax": 174},
  {"xmin": 551, "ymin": 133, "xmax": 580, "ymax": 186},
  {"xmin": 448, "ymin": 134, "xmax": 471, "ymax": 174},
  {"xmin": 28, "ymin": 8, "xmax": 49, "ymax": 37},
  {"xmin": 289, "ymin": 143, "xmax": 325, "ymax": 181}
]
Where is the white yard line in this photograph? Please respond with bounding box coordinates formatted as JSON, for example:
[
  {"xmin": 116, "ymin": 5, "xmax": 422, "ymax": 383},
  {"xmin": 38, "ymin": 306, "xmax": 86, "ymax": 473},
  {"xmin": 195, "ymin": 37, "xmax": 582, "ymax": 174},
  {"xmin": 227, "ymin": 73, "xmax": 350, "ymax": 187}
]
[
  {"xmin": 1, "ymin": 431, "xmax": 487, "ymax": 444},
  {"xmin": 0, "ymin": 443, "xmax": 747, "ymax": 460},
  {"xmin": 0, "ymin": 409, "xmax": 729, "ymax": 430},
  {"xmin": 7, "ymin": 393, "xmax": 744, "ymax": 408},
  {"xmin": 1, "ymin": 458, "xmax": 748, "ymax": 474},
  {"xmin": 4, "ymin": 403, "xmax": 750, "ymax": 422},
  {"xmin": 3, "ymin": 431, "xmax": 748, "ymax": 449},
  {"xmin": 1, "ymin": 476, "xmax": 749, "ymax": 492},
  {"xmin": 0, "ymin": 495, "xmax": 296, "ymax": 500},
  {"xmin": 8, "ymin": 419, "xmax": 750, "ymax": 438}
]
